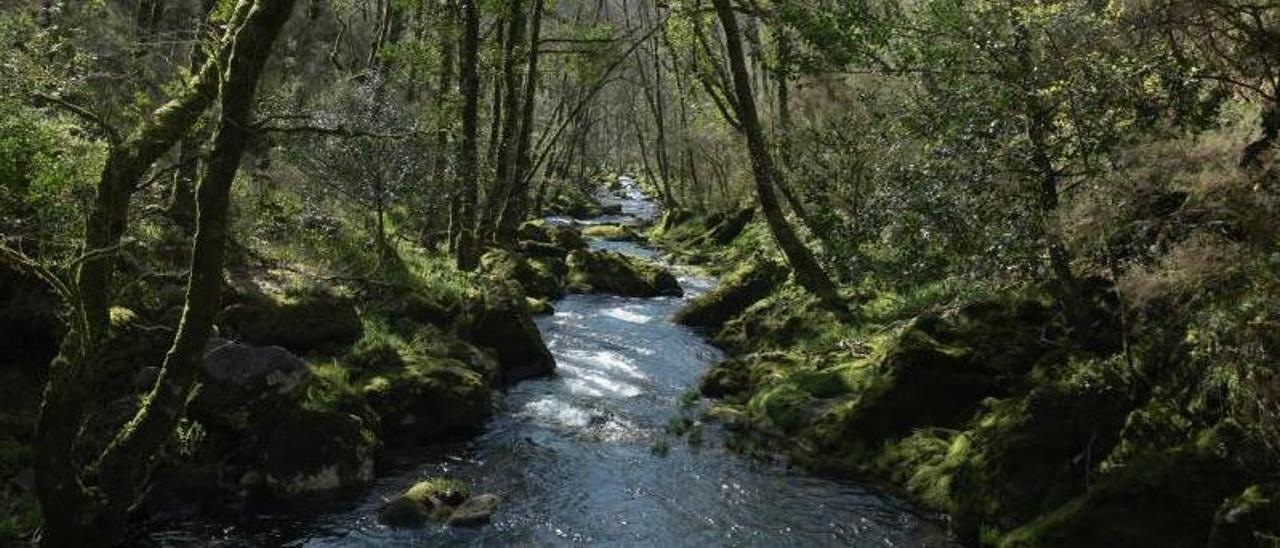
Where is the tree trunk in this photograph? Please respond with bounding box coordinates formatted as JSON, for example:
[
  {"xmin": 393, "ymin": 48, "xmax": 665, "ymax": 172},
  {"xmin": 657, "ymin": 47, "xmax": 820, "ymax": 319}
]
[
  {"xmin": 36, "ymin": 7, "xmax": 254, "ymax": 543},
  {"xmin": 1240, "ymin": 99, "xmax": 1278, "ymax": 168},
  {"xmin": 454, "ymin": 0, "xmax": 482, "ymax": 271},
  {"xmin": 710, "ymin": 0, "xmax": 844, "ymax": 310},
  {"xmin": 167, "ymin": 0, "xmax": 219, "ymax": 231},
  {"xmin": 495, "ymin": 0, "xmax": 545, "ymax": 244},
  {"xmin": 478, "ymin": 0, "xmax": 527, "ymax": 244},
  {"xmin": 38, "ymin": 1, "xmax": 296, "ymax": 545}
]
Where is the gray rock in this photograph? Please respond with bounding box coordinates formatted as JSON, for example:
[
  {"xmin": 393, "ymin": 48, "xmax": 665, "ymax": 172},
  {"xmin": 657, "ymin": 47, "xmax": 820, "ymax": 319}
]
[
  {"xmin": 190, "ymin": 338, "xmax": 313, "ymax": 428},
  {"xmin": 446, "ymin": 493, "xmax": 501, "ymax": 527}
]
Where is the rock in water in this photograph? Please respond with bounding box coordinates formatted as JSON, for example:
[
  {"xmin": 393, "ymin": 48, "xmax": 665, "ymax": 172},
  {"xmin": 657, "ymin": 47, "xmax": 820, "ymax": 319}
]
[
  {"xmin": 566, "ymin": 249, "xmax": 683, "ymax": 298},
  {"xmin": 446, "ymin": 494, "xmax": 502, "ymax": 527},
  {"xmin": 460, "ymin": 281, "xmax": 556, "ymax": 383},
  {"xmin": 190, "ymin": 338, "xmax": 313, "ymax": 428},
  {"xmin": 378, "ymin": 496, "xmax": 430, "ymax": 528},
  {"xmin": 363, "ymin": 363, "xmax": 493, "ymax": 441}
]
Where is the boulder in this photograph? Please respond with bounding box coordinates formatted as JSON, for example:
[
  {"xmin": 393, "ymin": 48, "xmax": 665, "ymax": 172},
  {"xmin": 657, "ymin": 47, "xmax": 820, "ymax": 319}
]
[
  {"xmin": 260, "ymin": 407, "xmax": 376, "ymax": 497},
  {"xmin": 1209, "ymin": 483, "xmax": 1280, "ymax": 547},
  {"xmin": 459, "ymin": 281, "xmax": 556, "ymax": 383},
  {"xmin": 582, "ymin": 224, "xmax": 642, "ymax": 242},
  {"xmin": 480, "ymin": 249, "xmax": 565, "ymax": 300},
  {"xmin": 675, "ymin": 258, "xmax": 786, "ymax": 330},
  {"xmin": 526, "ymin": 297, "xmax": 555, "ymax": 316},
  {"xmin": 566, "ymin": 249, "xmax": 683, "ymax": 298},
  {"xmin": 378, "ymin": 495, "xmax": 430, "ymax": 528},
  {"xmin": 446, "ymin": 493, "xmax": 502, "ymax": 527},
  {"xmin": 363, "ymin": 362, "xmax": 492, "ymax": 442},
  {"xmin": 547, "ymin": 224, "xmax": 587, "ymax": 253},
  {"xmin": 190, "ymin": 338, "xmax": 313, "ymax": 428},
  {"xmin": 220, "ymin": 288, "xmax": 362, "ymax": 355},
  {"xmin": 378, "ymin": 477, "xmax": 472, "ymax": 527}
]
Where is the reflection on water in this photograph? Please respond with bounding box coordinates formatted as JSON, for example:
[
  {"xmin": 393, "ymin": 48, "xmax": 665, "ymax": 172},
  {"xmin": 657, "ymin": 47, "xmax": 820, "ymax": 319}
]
[{"xmin": 143, "ymin": 177, "xmax": 953, "ymax": 547}]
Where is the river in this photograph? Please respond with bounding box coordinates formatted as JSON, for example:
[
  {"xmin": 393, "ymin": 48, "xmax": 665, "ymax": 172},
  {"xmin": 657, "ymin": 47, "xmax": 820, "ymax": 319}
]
[{"xmin": 145, "ymin": 178, "xmax": 951, "ymax": 547}]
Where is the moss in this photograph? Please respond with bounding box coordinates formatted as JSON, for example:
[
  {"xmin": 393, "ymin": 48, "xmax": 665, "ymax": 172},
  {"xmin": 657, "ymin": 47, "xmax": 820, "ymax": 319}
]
[
  {"xmin": 1209, "ymin": 483, "xmax": 1280, "ymax": 547},
  {"xmin": 459, "ymin": 280, "xmax": 556, "ymax": 383},
  {"xmin": 362, "ymin": 359, "xmax": 492, "ymax": 442},
  {"xmin": 566, "ymin": 249, "xmax": 682, "ymax": 297},
  {"xmin": 1000, "ymin": 422, "xmax": 1250, "ymax": 548},
  {"xmin": 945, "ymin": 355, "xmax": 1138, "ymax": 537},
  {"xmin": 220, "ymin": 286, "xmax": 362, "ymax": 355},
  {"xmin": 403, "ymin": 477, "xmax": 470, "ymax": 505},
  {"xmin": 526, "ymin": 297, "xmax": 554, "ymax": 316},
  {"xmin": 260, "ymin": 407, "xmax": 377, "ymax": 496},
  {"xmin": 582, "ymin": 224, "xmax": 643, "ymax": 242},
  {"xmin": 675, "ymin": 258, "xmax": 787, "ymax": 330},
  {"xmin": 712, "ymin": 283, "xmax": 848, "ymax": 354},
  {"xmin": 479, "ymin": 249, "xmax": 565, "ymax": 300}
]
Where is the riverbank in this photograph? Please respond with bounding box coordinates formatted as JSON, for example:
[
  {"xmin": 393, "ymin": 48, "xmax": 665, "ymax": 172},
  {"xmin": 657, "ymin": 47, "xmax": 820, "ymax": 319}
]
[{"xmin": 653, "ymin": 207, "xmax": 1280, "ymax": 547}]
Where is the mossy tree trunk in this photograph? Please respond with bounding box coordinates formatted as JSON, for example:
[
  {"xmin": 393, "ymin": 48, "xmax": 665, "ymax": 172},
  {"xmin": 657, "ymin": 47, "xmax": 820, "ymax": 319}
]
[
  {"xmin": 710, "ymin": 0, "xmax": 844, "ymax": 311},
  {"xmin": 477, "ymin": 0, "xmax": 527, "ymax": 245},
  {"xmin": 36, "ymin": 1, "xmax": 297, "ymax": 545},
  {"xmin": 454, "ymin": 0, "xmax": 482, "ymax": 271},
  {"xmin": 495, "ymin": 0, "xmax": 545, "ymax": 245},
  {"xmin": 35, "ymin": 5, "xmax": 253, "ymax": 546}
]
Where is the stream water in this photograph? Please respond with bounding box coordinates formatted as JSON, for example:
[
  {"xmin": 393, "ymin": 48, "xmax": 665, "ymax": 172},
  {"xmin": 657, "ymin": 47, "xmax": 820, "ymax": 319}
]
[{"xmin": 146, "ymin": 179, "xmax": 952, "ymax": 547}]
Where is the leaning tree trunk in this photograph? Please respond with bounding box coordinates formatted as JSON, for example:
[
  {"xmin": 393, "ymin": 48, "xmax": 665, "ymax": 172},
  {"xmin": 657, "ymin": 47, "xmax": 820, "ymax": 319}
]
[
  {"xmin": 710, "ymin": 0, "xmax": 844, "ymax": 310},
  {"xmin": 38, "ymin": 1, "xmax": 297, "ymax": 545},
  {"xmin": 454, "ymin": 0, "xmax": 482, "ymax": 271}
]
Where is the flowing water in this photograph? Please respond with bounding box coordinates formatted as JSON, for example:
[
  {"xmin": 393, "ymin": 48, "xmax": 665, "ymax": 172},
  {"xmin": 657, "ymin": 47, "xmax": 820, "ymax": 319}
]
[{"xmin": 145, "ymin": 179, "xmax": 953, "ymax": 547}]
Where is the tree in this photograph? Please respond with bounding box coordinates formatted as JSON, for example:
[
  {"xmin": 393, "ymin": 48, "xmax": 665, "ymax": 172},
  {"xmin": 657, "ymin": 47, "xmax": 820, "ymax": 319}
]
[
  {"xmin": 33, "ymin": 1, "xmax": 297, "ymax": 544},
  {"xmin": 454, "ymin": 0, "xmax": 482, "ymax": 270},
  {"xmin": 709, "ymin": 0, "xmax": 844, "ymax": 310}
]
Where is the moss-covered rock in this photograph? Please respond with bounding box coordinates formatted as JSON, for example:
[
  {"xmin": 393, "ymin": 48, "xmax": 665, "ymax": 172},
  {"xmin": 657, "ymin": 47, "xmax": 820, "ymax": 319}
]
[
  {"xmin": 946, "ymin": 355, "xmax": 1138, "ymax": 537},
  {"xmin": 566, "ymin": 249, "xmax": 682, "ymax": 298},
  {"xmin": 378, "ymin": 477, "xmax": 471, "ymax": 527},
  {"xmin": 446, "ymin": 493, "xmax": 502, "ymax": 527},
  {"xmin": 260, "ymin": 407, "xmax": 376, "ymax": 497},
  {"xmin": 221, "ymin": 287, "xmax": 362, "ymax": 355},
  {"xmin": 1000, "ymin": 423, "xmax": 1250, "ymax": 548},
  {"xmin": 480, "ymin": 249, "xmax": 565, "ymax": 300},
  {"xmin": 190, "ymin": 338, "xmax": 314, "ymax": 429},
  {"xmin": 459, "ymin": 281, "xmax": 556, "ymax": 383},
  {"xmin": 676, "ymin": 258, "xmax": 786, "ymax": 330},
  {"xmin": 526, "ymin": 297, "xmax": 554, "ymax": 316},
  {"xmin": 363, "ymin": 362, "xmax": 492, "ymax": 442},
  {"xmin": 1209, "ymin": 483, "xmax": 1280, "ymax": 547},
  {"xmin": 582, "ymin": 224, "xmax": 643, "ymax": 242}
]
